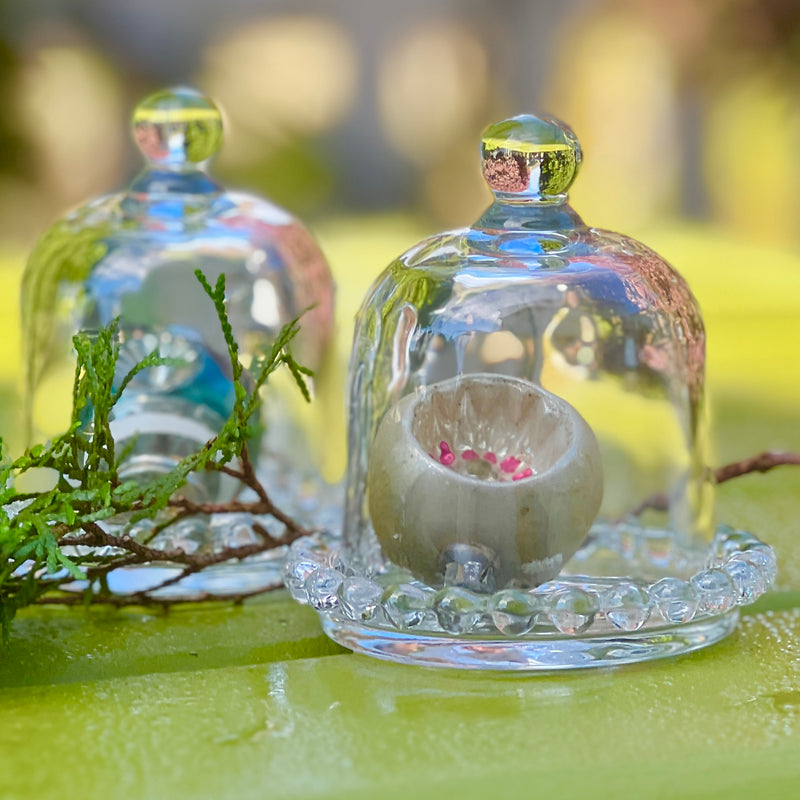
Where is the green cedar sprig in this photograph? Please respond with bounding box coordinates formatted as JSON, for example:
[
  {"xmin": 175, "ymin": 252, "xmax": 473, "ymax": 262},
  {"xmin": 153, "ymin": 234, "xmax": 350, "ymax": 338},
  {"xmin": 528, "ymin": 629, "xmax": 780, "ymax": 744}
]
[{"xmin": 0, "ymin": 270, "xmax": 312, "ymax": 641}]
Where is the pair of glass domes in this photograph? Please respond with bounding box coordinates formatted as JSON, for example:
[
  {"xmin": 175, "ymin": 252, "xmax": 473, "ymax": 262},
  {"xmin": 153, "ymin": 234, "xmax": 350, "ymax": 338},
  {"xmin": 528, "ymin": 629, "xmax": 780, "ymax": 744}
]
[{"xmin": 23, "ymin": 88, "xmax": 775, "ymax": 670}]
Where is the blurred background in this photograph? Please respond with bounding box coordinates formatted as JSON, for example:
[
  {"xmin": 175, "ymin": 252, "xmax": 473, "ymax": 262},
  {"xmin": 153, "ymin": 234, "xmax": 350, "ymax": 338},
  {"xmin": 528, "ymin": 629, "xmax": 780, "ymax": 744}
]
[{"xmin": 0, "ymin": 0, "xmax": 798, "ymax": 484}]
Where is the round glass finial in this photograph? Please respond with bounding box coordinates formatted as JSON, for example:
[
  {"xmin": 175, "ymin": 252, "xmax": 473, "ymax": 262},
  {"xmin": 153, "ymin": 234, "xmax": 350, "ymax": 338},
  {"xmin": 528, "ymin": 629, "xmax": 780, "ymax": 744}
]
[
  {"xmin": 480, "ymin": 114, "xmax": 582, "ymax": 200},
  {"xmin": 132, "ymin": 87, "xmax": 223, "ymax": 167}
]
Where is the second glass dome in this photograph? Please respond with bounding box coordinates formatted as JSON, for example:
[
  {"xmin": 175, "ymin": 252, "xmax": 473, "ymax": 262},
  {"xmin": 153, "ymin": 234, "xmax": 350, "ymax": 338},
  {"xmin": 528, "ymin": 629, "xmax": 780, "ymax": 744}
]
[{"xmin": 21, "ymin": 87, "xmax": 339, "ymax": 597}]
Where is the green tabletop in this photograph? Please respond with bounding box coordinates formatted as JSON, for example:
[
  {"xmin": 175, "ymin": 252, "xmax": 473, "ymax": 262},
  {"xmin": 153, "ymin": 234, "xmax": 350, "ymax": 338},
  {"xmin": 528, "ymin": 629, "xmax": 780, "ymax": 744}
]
[{"xmin": 0, "ymin": 221, "xmax": 799, "ymax": 799}]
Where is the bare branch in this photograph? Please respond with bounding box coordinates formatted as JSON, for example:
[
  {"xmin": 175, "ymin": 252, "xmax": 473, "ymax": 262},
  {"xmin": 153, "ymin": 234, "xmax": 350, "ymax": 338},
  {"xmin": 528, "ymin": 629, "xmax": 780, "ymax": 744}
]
[
  {"xmin": 628, "ymin": 450, "xmax": 800, "ymax": 517},
  {"xmin": 714, "ymin": 451, "xmax": 800, "ymax": 484},
  {"xmin": 35, "ymin": 583, "xmax": 281, "ymax": 608}
]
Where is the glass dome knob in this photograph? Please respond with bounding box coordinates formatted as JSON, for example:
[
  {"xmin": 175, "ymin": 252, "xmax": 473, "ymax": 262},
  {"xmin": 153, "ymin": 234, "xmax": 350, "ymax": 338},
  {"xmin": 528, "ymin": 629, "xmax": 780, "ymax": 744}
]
[
  {"xmin": 480, "ymin": 114, "xmax": 582, "ymax": 200},
  {"xmin": 132, "ymin": 86, "xmax": 223, "ymax": 167}
]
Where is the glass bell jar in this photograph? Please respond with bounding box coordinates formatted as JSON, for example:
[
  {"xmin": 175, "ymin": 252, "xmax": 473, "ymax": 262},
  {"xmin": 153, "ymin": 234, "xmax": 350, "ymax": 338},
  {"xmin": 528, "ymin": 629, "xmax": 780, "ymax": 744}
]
[
  {"xmin": 285, "ymin": 114, "xmax": 776, "ymax": 670},
  {"xmin": 22, "ymin": 87, "xmax": 337, "ymax": 596}
]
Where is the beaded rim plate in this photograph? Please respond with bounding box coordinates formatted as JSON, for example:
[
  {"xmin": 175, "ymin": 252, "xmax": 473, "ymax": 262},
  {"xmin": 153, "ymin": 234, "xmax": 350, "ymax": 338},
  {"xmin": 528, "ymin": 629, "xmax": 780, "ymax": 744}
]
[{"xmin": 283, "ymin": 524, "xmax": 776, "ymax": 670}]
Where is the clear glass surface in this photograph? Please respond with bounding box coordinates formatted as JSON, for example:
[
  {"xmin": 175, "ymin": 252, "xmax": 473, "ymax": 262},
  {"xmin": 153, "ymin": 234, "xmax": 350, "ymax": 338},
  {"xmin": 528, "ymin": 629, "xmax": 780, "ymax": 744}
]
[{"xmin": 327, "ymin": 113, "xmax": 754, "ymax": 668}]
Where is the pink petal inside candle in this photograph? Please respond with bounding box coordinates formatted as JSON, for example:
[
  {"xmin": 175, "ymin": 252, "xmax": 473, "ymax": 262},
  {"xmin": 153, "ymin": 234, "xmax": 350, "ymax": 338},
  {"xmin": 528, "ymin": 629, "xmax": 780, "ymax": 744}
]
[
  {"xmin": 439, "ymin": 441, "xmax": 456, "ymax": 465},
  {"xmin": 429, "ymin": 435, "xmax": 534, "ymax": 483},
  {"xmin": 500, "ymin": 456, "xmax": 521, "ymax": 474}
]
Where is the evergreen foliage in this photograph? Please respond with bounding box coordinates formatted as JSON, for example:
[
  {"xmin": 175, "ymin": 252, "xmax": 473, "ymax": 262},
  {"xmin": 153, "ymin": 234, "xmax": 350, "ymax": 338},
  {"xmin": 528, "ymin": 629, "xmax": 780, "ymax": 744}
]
[{"xmin": 0, "ymin": 270, "xmax": 312, "ymax": 640}]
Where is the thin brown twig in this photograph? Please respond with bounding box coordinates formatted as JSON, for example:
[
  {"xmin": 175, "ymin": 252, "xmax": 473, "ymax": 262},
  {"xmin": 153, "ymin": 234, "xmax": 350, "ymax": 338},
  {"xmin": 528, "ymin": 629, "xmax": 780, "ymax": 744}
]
[
  {"xmin": 714, "ymin": 451, "xmax": 800, "ymax": 484},
  {"xmin": 168, "ymin": 495, "xmax": 311, "ymax": 539},
  {"xmin": 43, "ymin": 448, "xmax": 314, "ymax": 605},
  {"xmin": 35, "ymin": 583, "xmax": 282, "ymax": 608},
  {"xmin": 238, "ymin": 445, "xmax": 270, "ymax": 505},
  {"xmin": 59, "ymin": 532, "xmax": 295, "ymax": 570},
  {"xmin": 629, "ymin": 450, "xmax": 800, "ymax": 517}
]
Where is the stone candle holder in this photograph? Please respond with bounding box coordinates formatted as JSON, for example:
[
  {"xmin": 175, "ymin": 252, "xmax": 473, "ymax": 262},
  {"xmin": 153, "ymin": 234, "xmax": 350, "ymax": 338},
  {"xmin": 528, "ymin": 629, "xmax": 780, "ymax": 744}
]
[{"xmin": 367, "ymin": 375, "xmax": 603, "ymax": 591}]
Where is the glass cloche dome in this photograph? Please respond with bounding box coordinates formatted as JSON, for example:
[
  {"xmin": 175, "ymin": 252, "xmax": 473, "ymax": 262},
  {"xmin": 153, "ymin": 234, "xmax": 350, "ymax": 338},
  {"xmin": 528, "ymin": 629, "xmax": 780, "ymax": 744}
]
[
  {"xmin": 21, "ymin": 87, "xmax": 337, "ymax": 594},
  {"xmin": 285, "ymin": 114, "xmax": 776, "ymax": 669}
]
